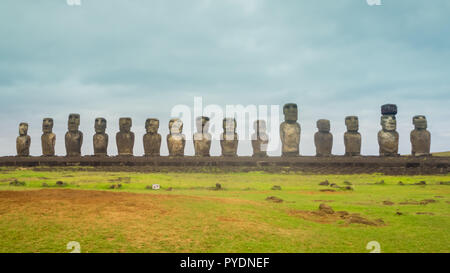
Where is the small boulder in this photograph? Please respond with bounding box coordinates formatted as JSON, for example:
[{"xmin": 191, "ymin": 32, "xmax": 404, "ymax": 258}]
[
  {"xmin": 319, "ymin": 180, "xmax": 330, "ymax": 186},
  {"xmin": 319, "ymin": 203, "xmax": 334, "ymax": 214},
  {"xmin": 383, "ymin": 201, "xmax": 394, "ymax": 206},
  {"xmin": 271, "ymin": 185, "xmax": 282, "ymax": 190},
  {"xmin": 343, "ymin": 181, "xmax": 352, "ymax": 185},
  {"xmin": 266, "ymin": 196, "xmax": 283, "ymax": 203}
]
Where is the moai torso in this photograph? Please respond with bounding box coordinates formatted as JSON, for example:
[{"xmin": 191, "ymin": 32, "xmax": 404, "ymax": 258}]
[
  {"xmin": 280, "ymin": 103, "xmax": 300, "ymax": 157},
  {"xmin": 116, "ymin": 118, "xmax": 134, "ymax": 156},
  {"xmin": 16, "ymin": 123, "xmax": 31, "ymax": 156},
  {"xmin": 167, "ymin": 118, "xmax": 186, "ymax": 156},
  {"xmin": 410, "ymin": 115, "xmax": 431, "ymax": 156},
  {"xmin": 143, "ymin": 118, "xmax": 161, "ymax": 156},
  {"xmin": 194, "ymin": 116, "xmax": 212, "ymax": 157},
  {"xmin": 220, "ymin": 118, "xmax": 238, "ymax": 157},
  {"xmin": 252, "ymin": 120, "xmax": 269, "ymax": 157},
  {"xmin": 378, "ymin": 104, "xmax": 399, "ymax": 156},
  {"xmin": 41, "ymin": 118, "xmax": 56, "ymax": 156},
  {"xmin": 93, "ymin": 118, "xmax": 108, "ymax": 156},
  {"xmin": 65, "ymin": 114, "xmax": 83, "ymax": 157},
  {"xmin": 344, "ymin": 116, "xmax": 361, "ymax": 156},
  {"xmin": 314, "ymin": 119, "xmax": 333, "ymax": 157}
]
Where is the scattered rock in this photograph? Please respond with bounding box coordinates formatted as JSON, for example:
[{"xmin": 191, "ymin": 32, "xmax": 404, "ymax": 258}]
[
  {"xmin": 319, "ymin": 180, "xmax": 330, "ymax": 186},
  {"xmin": 346, "ymin": 214, "xmax": 383, "ymax": 226},
  {"xmin": 145, "ymin": 185, "xmax": 152, "ymax": 190},
  {"xmin": 215, "ymin": 183, "xmax": 222, "ymax": 190},
  {"xmin": 319, "ymin": 203, "xmax": 334, "ymax": 214},
  {"xmin": 416, "ymin": 212, "xmax": 434, "ymax": 215},
  {"xmin": 395, "ymin": 211, "xmax": 403, "ymax": 216},
  {"xmin": 166, "ymin": 187, "xmax": 173, "ymax": 191},
  {"xmin": 266, "ymin": 196, "xmax": 283, "ymax": 203},
  {"xmin": 343, "ymin": 181, "xmax": 352, "ymax": 185},
  {"xmin": 414, "ymin": 181, "xmax": 426, "ymax": 185},
  {"xmin": 109, "ymin": 184, "xmax": 122, "ymax": 189},
  {"xmin": 398, "ymin": 181, "xmax": 404, "ymax": 185},
  {"xmin": 330, "ymin": 183, "xmax": 340, "ymax": 188},
  {"xmin": 375, "ymin": 180, "xmax": 385, "ymax": 185},
  {"xmin": 42, "ymin": 183, "xmax": 49, "ymax": 187},
  {"xmin": 341, "ymin": 186, "xmax": 353, "ymax": 191},
  {"xmin": 271, "ymin": 185, "xmax": 282, "ymax": 190},
  {"xmin": 383, "ymin": 201, "xmax": 394, "ymax": 206},
  {"xmin": 421, "ymin": 199, "xmax": 437, "ymax": 205},
  {"xmin": 439, "ymin": 181, "xmax": 450, "ymax": 185},
  {"xmin": 55, "ymin": 181, "xmax": 66, "ymax": 187},
  {"xmin": 319, "ymin": 189, "xmax": 336, "ymax": 192},
  {"xmin": 9, "ymin": 179, "xmax": 25, "ymax": 186}
]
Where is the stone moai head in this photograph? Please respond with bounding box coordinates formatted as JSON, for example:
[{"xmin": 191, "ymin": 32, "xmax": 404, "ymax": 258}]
[
  {"xmin": 254, "ymin": 120, "xmax": 267, "ymax": 133},
  {"xmin": 19, "ymin": 123, "xmax": 28, "ymax": 136},
  {"xmin": 42, "ymin": 118, "xmax": 54, "ymax": 134},
  {"xmin": 413, "ymin": 115, "xmax": 427, "ymax": 130},
  {"xmin": 119, "ymin": 118, "xmax": 132, "ymax": 133},
  {"xmin": 283, "ymin": 103, "xmax": 298, "ymax": 123},
  {"xmin": 95, "ymin": 118, "xmax": 107, "ymax": 134},
  {"xmin": 381, "ymin": 115, "xmax": 397, "ymax": 131},
  {"xmin": 317, "ymin": 119, "xmax": 331, "ymax": 133},
  {"xmin": 345, "ymin": 116, "xmax": 359, "ymax": 132},
  {"xmin": 381, "ymin": 104, "xmax": 398, "ymax": 132},
  {"xmin": 196, "ymin": 116, "xmax": 210, "ymax": 133},
  {"xmin": 223, "ymin": 118, "xmax": 237, "ymax": 133},
  {"xmin": 146, "ymin": 118, "xmax": 160, "ymax": 134},
  {"xmin": 169, "ymin": 118, "xmax": 183, "ymax": 134},
  {"xmin": 68, "ymin": 113, "xmax": 80, "ymax": 132}
]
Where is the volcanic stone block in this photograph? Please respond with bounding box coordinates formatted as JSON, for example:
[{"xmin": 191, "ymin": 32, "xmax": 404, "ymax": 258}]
[
  {"xmin": 220, "ymin": 118, "xmax": 238, "ymax": 157},
  {"xmin": 314, "ymin": 119, "xmax": 333, "ymax": 157},
  {"xmin": 410, "ymin": 115, "xmax": 431, "ymax": 156},
  {"xmin": 194, "ymin": 116, "xmax": 212, "ymax": 157},
  {"xmin": 16, "ymin": 123, "xmax": 31, "ymax": 156},
  {"xmin": 93, "ymin": 117, "xmax": 108, "ymax": 156},
  {"xmin": 143, "ymin": 118, "xmax": 162, "ymax": 156},
  {"xmin": 116, "ymin": 118, "xmax": 135, "ymax": 156},
  {"xmin": 251, "ymin": 120, "xmax": 269, "ymax": 157},
  {"xmin": 167, "ymin": 118, "xmax": 186, "ymax": 156},
  {"xmin": 280, "ymin": 103, "xmax": 301, "ymax": 157},
  {"xmin": 41, "ymin": 118, "xmax": 56, "ymax": 156},
  {"xmin": 344, "ymin": 116, "xmax": 361, "ymax": 156},
  {"xmin": 65, "ymin": 113, "xmax": 83, "ymax": 157}
]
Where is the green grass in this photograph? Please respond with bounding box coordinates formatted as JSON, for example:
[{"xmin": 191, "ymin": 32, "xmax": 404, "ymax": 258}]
[
  {"xmin": 0, "ymin": 167, "xmax": 449, "ymax": 253},
  {"xmin": 434, "ymin": 151, "xmax": 450, "ymax": 157}
]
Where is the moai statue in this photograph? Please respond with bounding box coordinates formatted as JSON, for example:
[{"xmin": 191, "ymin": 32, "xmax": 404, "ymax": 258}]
[
  {"xmin": 16, "ymin": 123, "xmax": 31, "ymax": 156},
  {"xmin": 220, "ymin": 118, "xmax": 238, "ymax": 157},
  {"xmin": 93, "ymin": 118, "xmax": 108, "ymax": 156},
  {"xmin": 280, "ymin": 103, "xmax": 301, "ymax": 157},
  {"xmin": 193, "ymin": 116, "xmax": 212, "ymax": 157},
  {"xmin": 251, "ymin": 120, "xmax": 269, "ymax": 157},
  {"xmin": 65, "ymin": 113, "xmax": 83, "ymax": 157},
  {"xmin": 167, "ymin": 118, "xmax": 186, "ymax": 156},
  {"xmin": 143, "ymin": 118, "xmax": 161, "ymax": 156},
  {"xmin": 378, "ymin": 104, "xmax": 399, "ymax": 156},
  {"xmin": 344, "ymin": 116, "xmax": 361, "ymax": 156},
  {"xmin": 314, "ymin": 119, "xmax": 333, "ymax": 157},
  {"xmin": 41, "ymin": 118, "xmax": 56, "ymax": 156},
  {"xmin": 410, "ymin": 115, "xmax": 431, "ymax": 156},
  {"xmin": 116, "ymin": 118, "xmax": 135, "ymax": 156}
]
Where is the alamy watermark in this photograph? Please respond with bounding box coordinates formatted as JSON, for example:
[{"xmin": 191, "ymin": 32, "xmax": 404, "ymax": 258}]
[
  {"xmin": 366, "ymin": 0, "xmax": 382, "ymax": 6},
  {"xmin": 67, "ymin": 0, "xmax": 82, "ymax": 6}
]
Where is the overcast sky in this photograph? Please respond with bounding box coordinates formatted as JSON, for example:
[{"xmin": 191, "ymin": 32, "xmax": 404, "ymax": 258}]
[{"xmin": 0, "ymin": 0, "xmax": 449, "ymax": 156}]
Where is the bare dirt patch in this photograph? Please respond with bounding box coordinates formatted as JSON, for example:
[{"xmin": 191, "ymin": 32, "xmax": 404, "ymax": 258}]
[{"xmin": 289, "ymin": 204, "xmax": 385, "ymax": 227}]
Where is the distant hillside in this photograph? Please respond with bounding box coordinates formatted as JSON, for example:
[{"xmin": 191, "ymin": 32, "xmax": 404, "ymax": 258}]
[{"xmin": 433, "ymin": 151, "xmax": 450, "ymax": 157}]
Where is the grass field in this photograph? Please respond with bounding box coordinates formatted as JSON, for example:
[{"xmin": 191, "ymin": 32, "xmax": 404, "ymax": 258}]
[
  {"xmin": 0, "ymin": 167, "xmax": 449, "ymax": 253},
  {"xmin": 434, "ymin": 151, "xmax": 450, "ymax": 157}
]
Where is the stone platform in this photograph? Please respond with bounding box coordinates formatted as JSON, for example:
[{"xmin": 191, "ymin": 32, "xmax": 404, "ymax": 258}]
[{"xmin": 0, "ymin": 156, "xmax": 449, "ymax": 175}]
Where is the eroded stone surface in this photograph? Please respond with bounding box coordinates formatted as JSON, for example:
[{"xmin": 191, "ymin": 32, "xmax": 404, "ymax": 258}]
[
  {"xmin": 252, "ymin": 120, "xmax": 269, "ymax": 157},
  {"xmin": 220, "ymin": 118, "xmax": 238, "ymax": 157},
  {"xmin": 280, "ymin": 103, "xmax": 300, "ymax": 157},
  {"xmin": 41, "ymin": 118, "xmax": 56, "ymax": 156},
  {"xmin": 93, "ymin": 118, "xmax": 108, "ymax": 156},
  {"xmin": 167, "ymin": 118, "xmax": 185, "ymax": 156},
  {"xmin": 143, "ymin": 118, "xmax": 161, "ymax": 156},
  {"xmin": 65, "ymin": 114, "xmax": 83, "ymax": 157},
  {"xmin": 116, "ymin": 118, "xmax": 134, "ymax": 156},
  {"xmin": 344, "ymin": 116, "xmax": 361, "ymax": 156},
  {"xmin": 411, "ymin": 115, "xmax": 431, "ymax": 156},
  {"xmin": 16, "ymin": 123, "xmax": 30, "ymax": 156},
  {"xmin": 194, "ymin": 116, "xmax": 212, "ymax": 157},
  {"xmin": 314, "ymin": 119, "xmax": 333, "ymax": 157}
]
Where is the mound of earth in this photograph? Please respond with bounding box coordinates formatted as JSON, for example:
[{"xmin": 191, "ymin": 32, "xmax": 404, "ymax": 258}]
[
  {"xmin": 266, "ymin": 196, "xmax": 283, "ymax": 203},
  {"xmin": 289, "ymin": 204, "xmax": 385, "ymax": 226}
]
